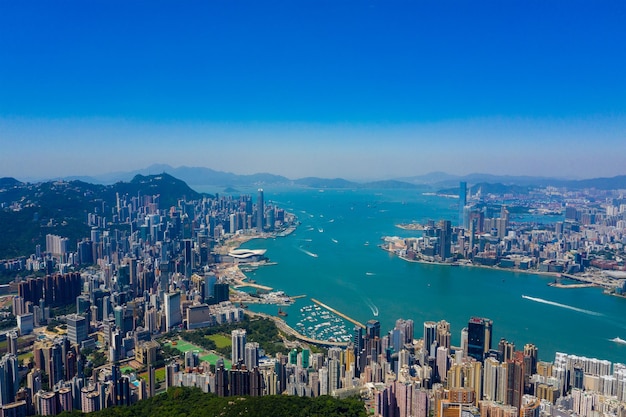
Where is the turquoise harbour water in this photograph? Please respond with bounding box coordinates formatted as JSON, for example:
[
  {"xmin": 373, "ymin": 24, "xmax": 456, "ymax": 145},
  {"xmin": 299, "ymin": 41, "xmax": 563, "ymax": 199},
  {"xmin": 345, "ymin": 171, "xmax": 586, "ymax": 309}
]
[{"xmin": 201, "ymin": 186, "xmax": 626, "ymax": 364}]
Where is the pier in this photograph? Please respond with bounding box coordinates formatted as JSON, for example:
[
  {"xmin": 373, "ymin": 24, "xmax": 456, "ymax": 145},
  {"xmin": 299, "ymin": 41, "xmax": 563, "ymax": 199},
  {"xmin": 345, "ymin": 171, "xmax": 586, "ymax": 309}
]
[
  {"xmin": 232, "ymin": 281, "xmax": 274, "ymax": 291},
  {"xmin": 560, "ymin": 273, "xmax": 621, "ymax": 289},
  {"xmin": 548, "ymin": 282, "xmax": 596, "ymax": 289},
  {"xmin": 310, "ymin": 298, "xmax": 365, "ymax": 329}
]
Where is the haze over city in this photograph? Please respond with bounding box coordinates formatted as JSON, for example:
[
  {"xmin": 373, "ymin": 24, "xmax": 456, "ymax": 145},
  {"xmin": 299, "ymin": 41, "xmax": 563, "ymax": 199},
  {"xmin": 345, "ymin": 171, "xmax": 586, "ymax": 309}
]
[{"xmin": 1, "ymin": 1, "xmax": 625, "ymax": 180}]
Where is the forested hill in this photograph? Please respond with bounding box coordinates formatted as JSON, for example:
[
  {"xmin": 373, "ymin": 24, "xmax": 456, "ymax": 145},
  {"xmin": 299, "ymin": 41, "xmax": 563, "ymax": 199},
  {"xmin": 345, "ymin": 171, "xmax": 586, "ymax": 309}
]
[
  {"xmin": 59, "ymin": 387, "xmax": 367, "ymax": 417},
  {"xmin": 0, "ymin": 173, "xmax": 204, "ymax": 260}
]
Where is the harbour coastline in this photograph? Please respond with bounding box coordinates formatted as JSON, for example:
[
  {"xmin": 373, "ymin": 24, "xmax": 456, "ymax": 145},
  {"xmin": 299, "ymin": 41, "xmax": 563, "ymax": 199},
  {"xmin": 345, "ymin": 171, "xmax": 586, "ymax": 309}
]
[
  {"xmin": 380, "ymin": 243, "xmax": 559, "ymax": 277},
  {"xmin": 228, "ymin": 188, "xmax": 626, "ymax": 363},
  {"xmin": 379, "ymin": 242, "xmax": 621, "ymax": 291}
]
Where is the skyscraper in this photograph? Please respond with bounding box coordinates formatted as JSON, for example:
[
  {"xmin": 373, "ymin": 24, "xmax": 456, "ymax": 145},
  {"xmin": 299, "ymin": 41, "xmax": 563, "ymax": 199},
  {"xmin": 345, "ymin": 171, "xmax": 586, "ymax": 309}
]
[
  {"xmin": 114, "ymin": 306, "xmax": 125, "ymax": 335},
  {"xmin": 328, "ymin": 358, "xmax": 341, "ymax": 393},
  {"xmin": 256, "ymin": 189, "xmax": 264, "ymax": 233},
  {"xmin": 506, "ymin": 351, "xmax": 525, "ymax": 411},
  {"xmin": 423, "ymin": 321, "xmax": 437, "ymax": 357},
  {"xmin": 436, "ymin": 320, "xmax": 451, "ymax": 350},
  {"xmin": 208, "ymin": 282, "xmax": 229, "ymax": 305},
  {"xmin": 301, "ymin": 348, "xmax": 310, "ymax": 369},
  {"xmin": 164, "ymin": 292, "xmax": 181, "ymax": 331},
  {"xmin": 231, "ymin": 329, "xmax": 247, "ymax": 366},
  {"xmin": 6, "ymin": 332, "xmax": 18, "ymax": 356},
  {"xmin": 183, "ymin": 239, "xmax": 193, "ymax": 277},
  {"xmin": 395, "ymin": 318, "xmax": 414, "ymax": 345},
  {"xmin": 436, "ymin": 346, "xmax": 449, "ymax": 383},
  {"xmin": 353, "ymin": 326, "xmax": 363, "ymax": 354},
  {"xmin": 0, "ymin": 354, "xmax": 18, "ymax": 406},
  {"xmin": 498, "ymin": 338, "xmax": 515, "ymax": 362},
  {"xmin": 483, "ymin": 357, "xmax": 500, "ymax": 401},
  {"xmin": 523, "ymin": 343, "xmax": 538, "ymax": 394},
  {"xmin": 203, "ymin": 273, "xmax": 217, "ymax": 302},
  {"xmin": 365, "ymin": 320, "xmax": 381, "ymax": 363},
  {"xmin": 467, "ymin": 317, "xmax": 492, "ymax": 362},
  {"xmin": 459, "ymin": 181, "xmax": 467, "ymax": 227},
  {"xmin": 244, "ymin": 342, "xmax": 259, "ymax": 370},
  {"xmin": 366, "ymin": 320, "xmax": 381, "ymax": 340},
  {"xmin": 66, "ymin": 314, "xmax": 88, "ymax": 346},
  {"xmin": 460, "ymin": 327, "xmax": 468, "ymax": 357},
  {"xmin": 437, "ymin": 220, "xmax": 452, "ymax": 260}
]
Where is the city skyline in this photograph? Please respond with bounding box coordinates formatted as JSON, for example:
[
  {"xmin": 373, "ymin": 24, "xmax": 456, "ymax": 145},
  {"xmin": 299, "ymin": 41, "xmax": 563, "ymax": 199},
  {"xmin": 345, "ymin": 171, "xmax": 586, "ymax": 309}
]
[{"xmin": 1, "ymin": 1, "xmax": 625, "ymax": 180}]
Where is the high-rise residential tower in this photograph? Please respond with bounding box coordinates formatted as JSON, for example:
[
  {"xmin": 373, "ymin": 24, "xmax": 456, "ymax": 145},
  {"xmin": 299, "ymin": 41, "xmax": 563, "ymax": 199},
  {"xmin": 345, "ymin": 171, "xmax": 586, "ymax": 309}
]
[
  {"xmin": 436, "ymin": 320, "xmax": 451, "ymax": 350},
  {"xmin": 244, "ymin": 342, "xmax": 259, "ymax": 370},
  {"xmin": 231, "ymin": 329, "xmax": 247, "ymax": 366}
]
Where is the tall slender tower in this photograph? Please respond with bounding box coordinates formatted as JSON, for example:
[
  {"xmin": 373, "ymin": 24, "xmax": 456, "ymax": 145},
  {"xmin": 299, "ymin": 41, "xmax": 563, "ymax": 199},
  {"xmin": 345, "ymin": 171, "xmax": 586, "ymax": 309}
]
[
  {"xmin": 244, "ymin": 342, "xmax": 259, "ymax": 370},
  {"xmin": 438, "ymin": 220, "xmax": 452, "ymax": 260},
  {"xmin": 423, "ymin": 321, "xmax": 437, "ymax": 357},
  {"xmin": 231, "ymin": 329, "xmax": 247, "ymax": 366},
  {"xmin": 256, "ymin": 189, "xmax": 264, "ymax": 232},
  {"xmin": 506, "ymin": 351, "xmax": 525, "ymax": 411},
  {"xmin": 163, "ymin": 292, "xmax": 181, "ymax": 331},
  {"xmin": 436, "ymin": 320, "xmax": 451, "ymax": 350},
  {"xmin": 459, "ymin": 181, "xmax": 467, "ymax": 227}
]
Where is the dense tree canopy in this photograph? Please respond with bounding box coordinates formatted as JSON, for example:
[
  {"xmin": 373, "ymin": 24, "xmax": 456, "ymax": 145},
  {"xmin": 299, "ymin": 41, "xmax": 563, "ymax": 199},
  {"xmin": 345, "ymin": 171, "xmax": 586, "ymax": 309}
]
[{"xmin": 59, "ymin": 387, "xmax": 366, "ymax": 417}]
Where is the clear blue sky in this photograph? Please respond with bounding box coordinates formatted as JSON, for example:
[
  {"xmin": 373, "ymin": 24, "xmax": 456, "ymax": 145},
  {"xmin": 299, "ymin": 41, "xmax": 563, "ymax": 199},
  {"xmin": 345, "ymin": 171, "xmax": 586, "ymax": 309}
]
[{"xmin": 1, "ymin": 0, "xmax": 625, "ymax": 180}]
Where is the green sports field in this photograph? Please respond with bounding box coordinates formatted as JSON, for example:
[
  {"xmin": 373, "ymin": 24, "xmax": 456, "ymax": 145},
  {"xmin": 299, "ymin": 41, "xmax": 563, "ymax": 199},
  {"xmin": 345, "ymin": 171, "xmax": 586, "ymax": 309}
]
[
  {"xmin": 120, "ymin": 366, "xmax": 134, "ymax": 374},
  {"xmin": 199, "ymin": 352, "xmax": 232, "ymax": 370},
  {"xmin": 167, "ymin": 340, "xmax": 201, "ymax": 353},
  {"xmin": 167, "ymin": 339, "xmax": 231, "ymax": 370},
  {"xmin": 205, "ymin": 333, "xmax": 231, "ymax": 349},
  {"xmin": 138, "ymin": 367, "xmax": 166, "ymax": 383}
]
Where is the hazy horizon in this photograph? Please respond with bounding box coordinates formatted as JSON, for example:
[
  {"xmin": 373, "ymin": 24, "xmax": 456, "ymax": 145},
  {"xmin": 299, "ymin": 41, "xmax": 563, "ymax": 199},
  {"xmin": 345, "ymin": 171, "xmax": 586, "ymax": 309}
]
[
  {"xmin": 3, "ymin": 157, "xmax": 624, "ymax": 185},
  {"xmin": 1, "ymin": 1, "xmax": 625, "ymax": 181}
]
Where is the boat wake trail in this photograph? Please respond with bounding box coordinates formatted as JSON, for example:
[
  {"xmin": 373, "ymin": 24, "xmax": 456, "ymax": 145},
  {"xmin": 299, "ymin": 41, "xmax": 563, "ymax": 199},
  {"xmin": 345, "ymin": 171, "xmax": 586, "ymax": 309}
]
[
  {"xmin": 521, "ymin": 295, "xmax": 602, "ymax": 316},
  {"xmin": 610, "ymin": 337, "xmax": 626, "ymax": 345},
  {"xmin": 298, "ymin": 247, "xmax": 319, "ymax": 258},
  {"xmin": 364, "ymin": 298, "xmax": 379, "ymax": 316}
]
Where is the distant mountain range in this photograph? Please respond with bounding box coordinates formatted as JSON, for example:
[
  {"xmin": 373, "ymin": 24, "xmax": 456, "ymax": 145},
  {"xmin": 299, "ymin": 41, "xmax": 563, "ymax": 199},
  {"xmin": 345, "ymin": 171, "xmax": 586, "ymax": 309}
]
[
  {"xmin": 398, "ymin": 172, "xmax": 626, "ymax": 190},
  {"xmin": 60, "ymin": 164, "xmax": 292, "ymax": 188},
  {"xmin": 13, "ymin": 163, "xmax": 626, "ymax": 191}
]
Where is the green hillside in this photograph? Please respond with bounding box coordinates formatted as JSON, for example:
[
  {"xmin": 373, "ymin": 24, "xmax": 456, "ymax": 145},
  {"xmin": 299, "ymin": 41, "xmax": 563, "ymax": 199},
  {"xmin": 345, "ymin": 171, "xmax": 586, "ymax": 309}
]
[{"xmin": 60, "ymin": 387, "xmax": 367, "ymax": 417}]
